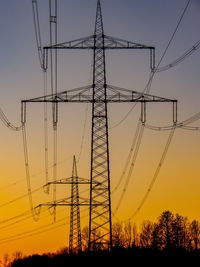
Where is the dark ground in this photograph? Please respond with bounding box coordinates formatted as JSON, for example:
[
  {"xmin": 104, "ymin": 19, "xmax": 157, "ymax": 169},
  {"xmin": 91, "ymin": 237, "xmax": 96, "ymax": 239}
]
[{"xmin": 11, "ymin": 247, "xmax": 200, "ymax": 266}]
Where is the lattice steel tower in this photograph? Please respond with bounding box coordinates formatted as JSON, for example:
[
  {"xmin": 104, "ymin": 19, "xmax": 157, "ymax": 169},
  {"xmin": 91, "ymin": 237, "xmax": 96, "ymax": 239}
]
[
  {"xmin": 22, "ymin": 0, "xmax": 177, "ymax": 251},
  {"xmin": 69, "ymin": 156, "xmax": 82, "ymax": 253},
  {"xmin": 89, "ymin": 0, "xmax": 112, "ymax": 250}
]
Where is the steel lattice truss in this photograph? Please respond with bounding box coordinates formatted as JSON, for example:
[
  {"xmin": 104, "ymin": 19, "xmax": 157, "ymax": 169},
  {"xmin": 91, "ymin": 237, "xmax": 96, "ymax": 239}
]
[
  {"xmin": 69, "ymin": 156, "xmax": 82, "ymax": 253},
  {"xmin": 22, "ymin": 0, "xmax": 177, "ymax": 250},
  {"xmin": 22, "ymin": 84, "xmax": 177, "ymax": 104}
]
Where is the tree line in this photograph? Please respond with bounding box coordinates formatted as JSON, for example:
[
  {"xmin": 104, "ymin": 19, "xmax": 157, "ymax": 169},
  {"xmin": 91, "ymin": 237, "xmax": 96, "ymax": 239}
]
[
  {"xmin": 109, "ymin": 210, "xmax": 200, "ymax": 251},
  {"xmin": 79, "ymin": 210, "xmax": 200, "ymax": 251},
  {"xmin": 9, "ymin": 210, "xmax": 200, "ymax": 266}
]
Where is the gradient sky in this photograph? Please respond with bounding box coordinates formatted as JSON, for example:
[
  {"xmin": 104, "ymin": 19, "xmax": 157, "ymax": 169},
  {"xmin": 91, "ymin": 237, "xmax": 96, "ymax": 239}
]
[{"xmin": 0, "ymin": 0, "xmax": 199, "ymax": 259}]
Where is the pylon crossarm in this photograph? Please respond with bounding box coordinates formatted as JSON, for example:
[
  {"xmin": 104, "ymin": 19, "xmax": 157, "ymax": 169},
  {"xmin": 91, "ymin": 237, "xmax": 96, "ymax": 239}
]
[
  {"xmin": 38, "ymin": 197, "xmax": 107, "ymax": 207},
  {"xmin": 42, "ymin": 34, "xmax": 155, "ymax": 70},
  {"xmin": 44, "ymin": 35, "xmax": 94, "ymax": 50},
  {"xmin": 40, "ymin": 202, "xmax": 89, "ymax": 207},
  {"xmin": 103, "ymin": 35, "xmax": 154, "ymax": 50},
  {"xmin": 22, "ymin": 84, "xmax": 176, "ymax": 104},
  {"xmin": 22, "ymin": 85, "xmax": 92, "ymax": 103},
  {"xmin": 43, "ymin": 34, "xmax": 154, "ymax": 50},
  {"xmin": 106, "ymin": 85, "xmax": 177, "ymax": 103},
  {"xmin": 44, "ymin": 176, "xmax": 91, "ymax": 185}
]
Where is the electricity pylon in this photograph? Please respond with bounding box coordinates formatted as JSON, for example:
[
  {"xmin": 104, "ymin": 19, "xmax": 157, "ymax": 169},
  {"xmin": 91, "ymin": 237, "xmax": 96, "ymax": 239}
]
[
  {"xmin": 69, "ymin": 156, "xmax": 81, "ymax": 253},
  {"xmin": 38, "ymin": 156, "xmax": 90, "ymax": 253},
  {"xmin": 21, "ymin": 0, "xmax": 177, "ymax": 250}
]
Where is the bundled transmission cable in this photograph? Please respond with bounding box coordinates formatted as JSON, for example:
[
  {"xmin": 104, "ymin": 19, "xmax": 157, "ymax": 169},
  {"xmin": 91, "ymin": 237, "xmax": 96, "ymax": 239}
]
[
  {"xmin": 112, "ymin": 0, "xmax": 191, "ymax": 217},
  {"xmin": 157, "ymin": 39, "xmax": 200, "ymax": 72},
  {"xmin": 145, "ymin": 111, "xmax": 200, "ymax": 131},
  {"xmin": 128, "ymin": 126, "xmax": 176, "ymax": 220},
  {"xmin": 43, "ymin": 70, "xmax": 50, "ymax": 193},
  {"xmin": 112, "ymin": 119, "xmax": 142, "ymax": 194},
  {"xmin": 22, "ymin": 124, "xmax": 41, "ymax": 222},
  {"xmin": 32, "ymin": 0, "xmax": 46, "ymax": 70},
  {"xmin": 0, "ymin": 207, "xmax": 89, "ymax": 245},
  {"xmin": 110, "ymin": 0, "xmax": 191, "ymax": 129},
  {"xmin": 113, "ymin": 121, "xmax": 145, "ymax": 215},
  {"xmin": 0, "ymin": 107, "xmax": 22, "ymax": 131},
  {"xmin": 48, "ymin": 0, "xmax": 58, "ymax": 222}
]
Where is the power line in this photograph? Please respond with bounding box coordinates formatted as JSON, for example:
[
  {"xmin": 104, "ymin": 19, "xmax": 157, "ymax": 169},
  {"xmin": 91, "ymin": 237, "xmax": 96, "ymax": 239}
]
[
  {"xmin": 0, "ymin": 208, "xmax": 89, "ymax": 245},
  {"xmin": 0, "ymin": 152, "xmax": 72, "ymax": 193},
  {"xmin": 157, "ymin": 39, "xmax": 200, "ymax": 72},
  {"xmin": 0, "ymin": 186, "xmax": 43, "ymax": 209},
  {"xmin": 128, "ymin": 126, "xmax": 176, "ymax": 220},
  {"xmin": 0, "ymin": 210, "xmax": 30, "ymax": 225},
  {"xmin": 22, "ymin": 124, "xmax": 41, "ymax": 222},
  {"xmin": 145, "ymin": 111, "xmax": 200, "ymax": 131},
  {"xmin": 32, "ymin": 0, "xmax": 44, "ymax": 70},
  {"xmin": 155, "ymin": 0, "xmax": 192, "ymax": 72},
  {"xmin": 43, "ymin": 71, "xmax": 50, "ymax": 192},
  {"xmin": 0, "ymin": 205, "xmax": 67, "ymax": 233},
  {"xmin": 0, "ymin": 221, "xmax": 66, "ymax": 245},
  {"xmin": 112, "ymin": 120, "xmax": 141, "ymax": 194},
  {"xmin": 0, "ymin": 217, "xmax": 66, "ymax": 244},
  {"xmin": 109, "ymin": 0, "xmax": 192, "ymax": 216},
  {"xmin": 0, "ymin": 107, "xmax": 22, "ymax": 131},
  {"xmin": 110, "ymin": 0, "xmax": 191, "ymax": 129},
  {"xmin": 0, "ymin": 206, "xmax": 54, "ymax": 233},
  {"xmin": 113, "ymin": 121, "xmax": 145, "ymax": 216}
]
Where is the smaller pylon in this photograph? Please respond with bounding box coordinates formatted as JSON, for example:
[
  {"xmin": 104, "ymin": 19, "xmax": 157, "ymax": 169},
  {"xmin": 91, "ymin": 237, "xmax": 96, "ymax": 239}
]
[{"xmin": 69, "ymin": 156, "xmax": 82, "ymax": 253}]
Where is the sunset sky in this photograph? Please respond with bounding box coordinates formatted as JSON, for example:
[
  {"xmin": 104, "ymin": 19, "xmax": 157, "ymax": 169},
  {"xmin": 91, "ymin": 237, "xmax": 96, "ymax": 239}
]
[{"xmin": 0, "ymin": 0, "xmax": 199, "ymax": 259}]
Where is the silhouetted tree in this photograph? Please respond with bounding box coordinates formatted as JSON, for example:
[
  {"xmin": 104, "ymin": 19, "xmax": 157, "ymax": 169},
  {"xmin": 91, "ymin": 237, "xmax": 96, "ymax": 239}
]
[
  {"xmin": 190, "ymin": 220, "xmax": 200, "ymax": 250},
  {"xmin": 156, "ymin": 210, "xmax": 175, "ymax": 249},
  {"xmin": 152, "ymin": 222, "xmax": 160, "ymax": 250},
  {"xmin": 112, "ymin": 222, "xmax": 124, "ymax": 248},
  {"xmin": 132, "ymin": 222, "xmax": 139, "ymax": 247},
  {"xmin": 172, "ymin": 214, "xmax": 188, "ymax": 248},
  {"xmin": 4, "ymin": 253, "xmax": 10, "ymax": 267},
  {"xmin": 124, "ymin": 221, "xmax": 132, "ymax": 248},
  {"xmin": 81, "ymin": 226, "xmax": 89, "ymax": 251},
  {"xmin": 12, "ymin": 252, "xmax": 23, "ymax": 261},
  {"xmin": 139, "ymin": 220, "xmax": 154, "ymax": 248},
  {"xmin": 8, "ymin": 210, "xmax": 200, "ymax": 266},
  {"xmin": 56, "ymin": 247, "xmax": 68, "ymax": 255}
]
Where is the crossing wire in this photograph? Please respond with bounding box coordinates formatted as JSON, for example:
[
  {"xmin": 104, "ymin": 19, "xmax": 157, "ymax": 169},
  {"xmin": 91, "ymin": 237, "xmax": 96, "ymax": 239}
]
[
  {"xmin": 0, "ymin": 210, "xmax": 30, "ymax": 225},
  {"xmin": 0, "ymin": 107, "xmax": 22, "ymax": 131},
  {"xmin": 112, "ymin": 119, "xmax": 142, "ymax": 194},
  {"xmin": 110, "ymin": 0, "xmax": 192, "ymax": 216},
  {"xmin": 48, "ymin": 0, "xmax": 58, "ymax": 222},
  {"xmin": 113, "ymin": 121, "xmax": 145, "ymax": 216},
  {"xmin": 156, "ymin": 39, "xmax": 200, "ymax": 72},
  {"xmin": 110, "ymin": 0, "xmax": 192, "ymax": 130},
  {"xmin": 0, "ymin": 208, "xmax": 89, "ymax": 245},
  {"xmin": 145, "ymin": 111, "xmax": 200, "ymax": 131},
  {"xmin": 43, "ymin": 69, "xmax": 50, "ymax": 192},
  {"xmin": 32, "ymin": 0, "xmax": 50, "ymax": 190},
  {"xmin": 22, "ymin": 124, "xmax": 41, "ymax": 222},
  {"xmin": 0, "ymin": 221, "xmax": 66, "ymax": 245},
  {"xmin": 128, "ymin": 126, "xmax": 176, "ymax": 220},
  {"xmin": 0, "ymin": 204, "xmax": 57, "ymax": 233},
  {"xmin": 32, "ymin": 0, "xmax": 45, "ymax": 70},
  {"xmin": 0, "ymin": 217, "xmax": 67, "ymax": 244},
  {"xmin": 0, "ymin": 186, "xmax": 42, "ymax": 209}
]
